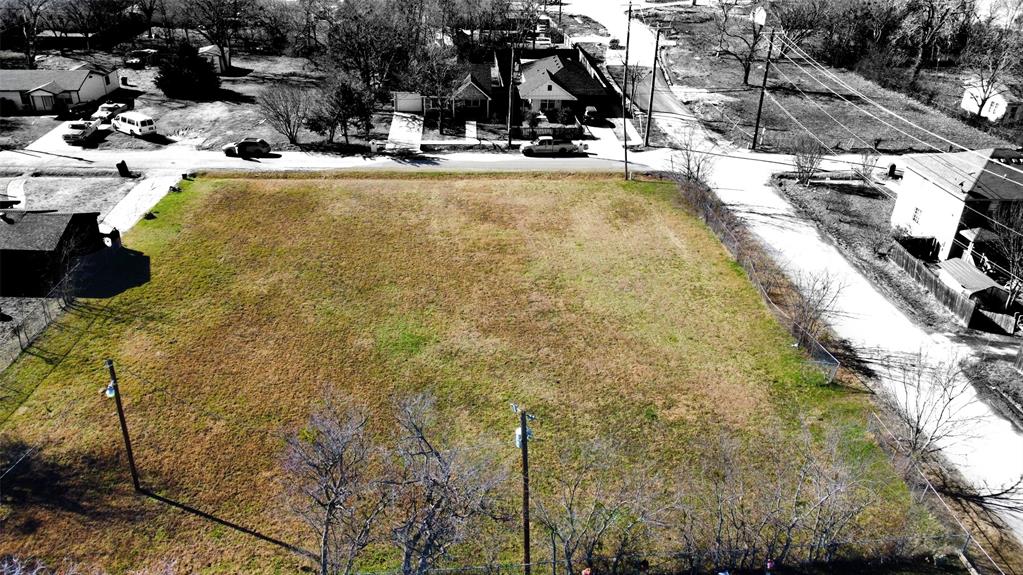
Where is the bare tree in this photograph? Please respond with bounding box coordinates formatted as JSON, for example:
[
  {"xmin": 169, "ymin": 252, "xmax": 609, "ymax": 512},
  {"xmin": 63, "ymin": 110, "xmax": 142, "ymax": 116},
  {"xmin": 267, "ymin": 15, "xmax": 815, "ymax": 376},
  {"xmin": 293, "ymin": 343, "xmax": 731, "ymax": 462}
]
[
  {"xmin": 258, "ymin": 84, "xmax": 312, "ymax": 144},
  {"xmin": 284, "ymin": 394, "xmax": 392, "ymax": 575},
  {"xmin": 960, "ymin": 19, "xmax": 1022, "ymax": 121},
  {"xmin": 535, "ymin": 440, "xmax": 663, "ymax": 575},
  {"xmin": 855, "ymin": 150, "xmax": 880, "ymax": 183},
  {"xmin": 135, "ymin": 0, "xmax": 162, "ymax": 38},
  {"xmin": 883, "ymin": 352, "xmax": 982, "ymax": 466},
  {"xmin": 391, "ymin": 394, "xmax": 506, "ymax": 575},
  {"xmin": 7, "ymin": 0, "xmax": 52, "ymax": 68},
  {"xmin": 987, "ymin": 202, "xmax": 1023, "ymax": 310},
  {"xmin": 713, "ymin": 0, "xmax": 768, "ymax": 85},
  {"xmin": 773, "ymin": 0, "xmax": 827, "ymax": 55},
  {"xmin": 791, "ymin": 135, "xmax": 825, "ymax": 185},
  {"xmin": 669, "ymin": 129, "xmax": 715, "ymax": 187},
  {"xmin": 790, "ymin": 270, "xmax": 844, "ymax": 345},
  {"xmin": 185, "ymin": 0, "xmax": 254, "ymax": 69},
  {"xmin": 904, "ymin": 0, "xmax": 972, "ymax": 84}
]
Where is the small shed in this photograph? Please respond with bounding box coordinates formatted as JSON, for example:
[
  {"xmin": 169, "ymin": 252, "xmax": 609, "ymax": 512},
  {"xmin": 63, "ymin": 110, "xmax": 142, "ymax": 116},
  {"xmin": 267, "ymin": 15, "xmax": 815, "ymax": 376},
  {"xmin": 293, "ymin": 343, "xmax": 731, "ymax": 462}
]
[
  {"xmin": 936, "ymin": 257, "xmax": 1007, "ymax": 308},
  {"xmin": 198, "ymin": 45, "xmax": 228, "ymax": 74},
  {"xmin": 0, "ymin": 210, "xmax": 102, "ymax": 295}
]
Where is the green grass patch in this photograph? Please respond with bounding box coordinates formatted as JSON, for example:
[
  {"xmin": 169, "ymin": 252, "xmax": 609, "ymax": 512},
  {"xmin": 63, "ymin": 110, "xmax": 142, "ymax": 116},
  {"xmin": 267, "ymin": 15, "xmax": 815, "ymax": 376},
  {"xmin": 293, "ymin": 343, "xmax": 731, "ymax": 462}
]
[{"xmin": 0, "ymin": 175, "xmax": 921, "ymax": 572}]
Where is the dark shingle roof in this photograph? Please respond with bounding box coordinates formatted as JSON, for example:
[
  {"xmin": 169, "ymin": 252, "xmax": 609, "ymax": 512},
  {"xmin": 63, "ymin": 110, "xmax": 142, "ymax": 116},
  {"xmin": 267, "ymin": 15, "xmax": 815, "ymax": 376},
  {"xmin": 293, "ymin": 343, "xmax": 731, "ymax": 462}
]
[
  {"xmin": 905, "ymin": 148, "xmax": 1023, "ymax": 201},
  {"xmin": 520, "ymin": 55, "xmax": 607, "ymax": 99},
  {"xmin": 0, "ymin": 69, "xmax": 91, "ymax": 93},
  {"xmin": 0, "ymin": 210, "xmax": 80, "ymax": 252}
]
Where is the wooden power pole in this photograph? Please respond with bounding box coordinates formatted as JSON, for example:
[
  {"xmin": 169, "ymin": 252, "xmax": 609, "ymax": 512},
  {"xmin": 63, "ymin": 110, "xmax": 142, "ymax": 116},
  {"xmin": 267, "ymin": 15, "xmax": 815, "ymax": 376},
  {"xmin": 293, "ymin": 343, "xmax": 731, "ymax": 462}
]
[
  {"xmin": 644, "ymin": 27, "xmax": 661, "ymax": 147},
  {"xmin": 751, "ymin": 29, "xmax": 775, "ymax": 151},
  {"xmin": 622, "ymin": 2, "xmax": 633, "ymax": 180},
  {"xmin": 507, "ymin": 46, "xmax": 516, "ymax": 147},
  {"xmin": 105, "ymin": 359, "xmax": 141, "ymax": 492}
]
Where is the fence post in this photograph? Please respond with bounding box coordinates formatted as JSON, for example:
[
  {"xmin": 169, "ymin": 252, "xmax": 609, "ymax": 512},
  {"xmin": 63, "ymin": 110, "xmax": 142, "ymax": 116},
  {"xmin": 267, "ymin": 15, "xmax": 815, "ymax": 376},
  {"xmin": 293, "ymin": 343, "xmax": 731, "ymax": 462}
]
[{"xmin": 1015, "ymin": 342, "xmax": 1023, "ymax": 374}]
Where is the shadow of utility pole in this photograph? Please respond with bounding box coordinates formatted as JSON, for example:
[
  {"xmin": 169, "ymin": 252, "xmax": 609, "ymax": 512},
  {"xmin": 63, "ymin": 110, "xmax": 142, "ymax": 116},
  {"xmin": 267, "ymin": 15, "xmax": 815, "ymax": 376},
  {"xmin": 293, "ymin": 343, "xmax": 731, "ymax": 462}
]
[{"xmin": 138, "ymin": 487, "xmax": 315, "ymax": 560}]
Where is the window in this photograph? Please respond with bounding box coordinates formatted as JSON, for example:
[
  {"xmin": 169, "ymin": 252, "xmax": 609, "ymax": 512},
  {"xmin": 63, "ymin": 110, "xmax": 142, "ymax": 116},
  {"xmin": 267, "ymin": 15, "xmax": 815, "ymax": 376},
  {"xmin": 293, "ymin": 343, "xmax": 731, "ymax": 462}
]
[
  {"xmin": 539, "ymin": 99, "xmax": 559, "ymax": 111},
  {"xmin": 547, "ymin": 84, "xmax": 552, "ymax": 91},
  {"xmin": 104, "ymin": 75, "xmax": 110, "ymax": 85},
  {"xmin": 912, "ymin": 208, "xmax": 922, "ymax": 224}
]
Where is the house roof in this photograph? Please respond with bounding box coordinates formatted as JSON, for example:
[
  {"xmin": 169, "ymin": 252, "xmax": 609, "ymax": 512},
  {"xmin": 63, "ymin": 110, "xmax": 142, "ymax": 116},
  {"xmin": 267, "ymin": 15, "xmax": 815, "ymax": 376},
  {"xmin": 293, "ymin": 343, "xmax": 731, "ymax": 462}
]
[
  {"xmin": 904, "ymin": 148, "xmax": 1023, "ymax": 201},
  {"xmin": 938, "ymin": 257, "xmax": 1002, "ymax": 294},
  {"xmin": 519, "ymin": 54, "xmax": 607, "ymax": 99},
  {"xmin": 454, "ymin": 63, "xmax": 494, "ymax": 100},
  {"xmin": 0, "ymin": 210, "xmax": 96, "ymax": 252},
  {"xmin": 0, "ymin": 68, "xmax": 95, "ymax": 93}
]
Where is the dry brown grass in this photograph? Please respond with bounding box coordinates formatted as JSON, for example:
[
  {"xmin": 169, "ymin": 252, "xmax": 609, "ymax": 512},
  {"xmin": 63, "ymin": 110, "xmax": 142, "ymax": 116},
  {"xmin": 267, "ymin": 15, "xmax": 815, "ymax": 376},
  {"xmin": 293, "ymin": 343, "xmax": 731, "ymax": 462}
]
[{"xmin": 0, "ymin": 174, "xmax": 910, "ymax": 572}]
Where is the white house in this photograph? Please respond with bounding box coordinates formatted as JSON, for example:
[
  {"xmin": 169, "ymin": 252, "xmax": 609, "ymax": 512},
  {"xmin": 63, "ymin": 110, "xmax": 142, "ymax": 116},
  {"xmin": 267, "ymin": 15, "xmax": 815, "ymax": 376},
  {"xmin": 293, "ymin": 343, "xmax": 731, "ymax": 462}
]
[
  {"xmin": 0, "ymin": 63, "xmax": 120, "ymax": 113},
  {"xmin": 960, "ymin": 75, "xmax": 1023, "ymax": 123},
  {"xmin": 890, "ymin": 148, "xmax": 1023, "ymax": 261}
]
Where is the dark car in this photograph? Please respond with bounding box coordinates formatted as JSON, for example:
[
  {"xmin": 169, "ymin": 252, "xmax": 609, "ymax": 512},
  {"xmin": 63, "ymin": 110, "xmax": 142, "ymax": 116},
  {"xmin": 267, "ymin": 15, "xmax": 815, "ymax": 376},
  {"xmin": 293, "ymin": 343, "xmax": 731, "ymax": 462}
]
[
  {"xmin": 55, "ymin": 101, "xmax": 98, "ymax": 120},
  {"xmin": 222, "ymin": 138, "xmax": 272, "ymax": 157}
]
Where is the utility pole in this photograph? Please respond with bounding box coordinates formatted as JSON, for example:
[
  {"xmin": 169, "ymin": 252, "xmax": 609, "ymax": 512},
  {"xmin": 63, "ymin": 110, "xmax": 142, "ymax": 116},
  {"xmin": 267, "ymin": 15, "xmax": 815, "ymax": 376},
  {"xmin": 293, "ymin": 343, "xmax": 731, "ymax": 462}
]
[
  {"xmin": 622, "ymin": 2, "xmax": 632, "ymax": 180},
  {"xmin": 507, "ymin": 46, "xmax": 516, "ymax": 147},
  {"xmin": 644, "ymin": 27, "xmax": 661, "ymax": 147},
  {"xmin": 105, "ymin": 359, "xmax": 141, "ymax": 492},
  {"xmin": 751, "ymin": 28, "xmax": 775, "ymax": 151},
  {"xmin": 513, "ymin": 404, "xmax": 535, "ymax": 575}
]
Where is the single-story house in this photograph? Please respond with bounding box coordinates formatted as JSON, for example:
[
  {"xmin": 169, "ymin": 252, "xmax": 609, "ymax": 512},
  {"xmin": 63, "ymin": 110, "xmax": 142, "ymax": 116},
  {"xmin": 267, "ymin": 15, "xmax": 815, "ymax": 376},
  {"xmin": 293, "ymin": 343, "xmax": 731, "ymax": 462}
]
[
  {"xmin": 0, "ymin": 210, "xmax": 103, "ymax": 295},
  {"xmin": 890, "ymin": 148, "xmax": 1023, "ymax": 261},
  {"xmin": 0, "ymin": 63, "xmax": 120, "ymax": 113},
  {"xmin": 960, "ymin": 76, "xmax": 1023, "ymax": 123},
  {"xmin": 199, "ymin": 45, "xmax": 228, "ymax": 74},
  {"xmin": 516, "ymin": 45, "xmax": 612, "ymax": 116},
  {"xmin": 392, "ymin": 58, "xmax": 507, "ymax": 120}
]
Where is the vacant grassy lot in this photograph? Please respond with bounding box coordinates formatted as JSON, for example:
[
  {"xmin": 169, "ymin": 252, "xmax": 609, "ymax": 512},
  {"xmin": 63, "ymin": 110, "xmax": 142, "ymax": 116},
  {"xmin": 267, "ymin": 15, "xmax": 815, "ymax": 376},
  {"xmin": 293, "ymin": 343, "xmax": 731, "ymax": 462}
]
[
  {"xmin": 647, "ymin": 4, "xmax": 1008, "ymax": 152},
  {"xmin": 0, "ymin": 174, "xmax": 921, "ymax": 572}
]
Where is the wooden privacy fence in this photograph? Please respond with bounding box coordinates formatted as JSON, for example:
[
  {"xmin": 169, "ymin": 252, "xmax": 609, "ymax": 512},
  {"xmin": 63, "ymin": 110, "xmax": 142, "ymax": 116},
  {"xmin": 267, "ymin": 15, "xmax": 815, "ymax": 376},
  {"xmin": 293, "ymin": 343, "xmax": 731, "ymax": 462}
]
[{"xmin": 887, "ymin": 242, "xmax": 977, "ymax": 327}]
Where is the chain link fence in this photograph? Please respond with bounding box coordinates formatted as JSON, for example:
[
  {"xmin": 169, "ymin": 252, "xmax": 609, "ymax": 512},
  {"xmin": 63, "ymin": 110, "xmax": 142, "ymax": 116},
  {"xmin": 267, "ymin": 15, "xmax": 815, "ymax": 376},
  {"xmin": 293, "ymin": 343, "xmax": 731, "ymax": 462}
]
[
  {"xmin": 663, "ymin": 174, "xmax": 841, "ymax": 383},
  {"xmin": 0, "ymin": 266, "xmax": 78, "ymax": 375}
]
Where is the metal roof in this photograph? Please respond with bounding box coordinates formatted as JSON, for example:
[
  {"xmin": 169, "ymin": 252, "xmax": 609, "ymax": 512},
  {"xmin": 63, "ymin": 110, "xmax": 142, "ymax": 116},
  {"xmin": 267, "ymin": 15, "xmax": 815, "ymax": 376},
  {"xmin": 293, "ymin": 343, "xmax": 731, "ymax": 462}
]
[
  {"xmin": 938, "ymin": 257, "xmax": 1002, "ymax": 294},
  {"xmin": 905, "ymin": 148, "xmax": 1023, "ymax": 201}
]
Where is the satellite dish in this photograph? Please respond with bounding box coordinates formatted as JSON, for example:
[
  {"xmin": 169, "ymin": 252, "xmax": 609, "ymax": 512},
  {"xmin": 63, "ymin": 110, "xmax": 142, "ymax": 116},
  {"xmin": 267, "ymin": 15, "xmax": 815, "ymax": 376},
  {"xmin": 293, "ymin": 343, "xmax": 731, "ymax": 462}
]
[{"xmin": 750, "ymin": 6, "xmax": 767, "ymax": 27}]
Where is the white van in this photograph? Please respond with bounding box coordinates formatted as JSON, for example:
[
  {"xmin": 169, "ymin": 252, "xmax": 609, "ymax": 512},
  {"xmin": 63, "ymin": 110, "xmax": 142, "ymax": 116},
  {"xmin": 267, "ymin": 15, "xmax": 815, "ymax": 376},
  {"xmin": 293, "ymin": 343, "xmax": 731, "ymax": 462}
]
[{"xmin": 112, "ymin": 111, "xmax": 157, "ymax": 136}]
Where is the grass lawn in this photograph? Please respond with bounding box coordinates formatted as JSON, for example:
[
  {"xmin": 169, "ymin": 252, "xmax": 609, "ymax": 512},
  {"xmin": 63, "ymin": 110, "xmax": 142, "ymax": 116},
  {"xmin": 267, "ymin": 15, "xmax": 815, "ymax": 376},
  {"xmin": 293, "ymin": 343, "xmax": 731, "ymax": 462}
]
[
  {"xmin": 648, "ymin": 4, "xmax": 1009, "ymax": 152},
  {"xmin": 0, "ymin": 174, "xmax": 925, "ymax": 572}
]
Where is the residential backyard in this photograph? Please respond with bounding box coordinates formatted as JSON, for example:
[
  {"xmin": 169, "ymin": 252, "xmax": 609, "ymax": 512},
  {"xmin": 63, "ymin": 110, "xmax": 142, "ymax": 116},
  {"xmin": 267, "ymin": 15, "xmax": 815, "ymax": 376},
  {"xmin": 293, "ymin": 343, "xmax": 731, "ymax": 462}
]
[{"xmin": 0, "ymin": 174, "xmax": 939, "ymax": 572}]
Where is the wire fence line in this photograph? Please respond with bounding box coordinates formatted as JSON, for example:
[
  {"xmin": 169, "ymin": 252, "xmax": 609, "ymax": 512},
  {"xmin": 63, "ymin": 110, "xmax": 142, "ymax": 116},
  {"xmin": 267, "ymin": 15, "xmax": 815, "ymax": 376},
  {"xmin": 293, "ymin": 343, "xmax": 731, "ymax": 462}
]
[
  {"xmin": 664, "ymin": 174, "xmax": 841, "ymax": 382},
  {"xmin": 0, "ymin": 263, "xmax": 81, "ymax": 374},
  {"xmin": 654, "ymin": 172, "xmax": 1015, "ymax": 574}
]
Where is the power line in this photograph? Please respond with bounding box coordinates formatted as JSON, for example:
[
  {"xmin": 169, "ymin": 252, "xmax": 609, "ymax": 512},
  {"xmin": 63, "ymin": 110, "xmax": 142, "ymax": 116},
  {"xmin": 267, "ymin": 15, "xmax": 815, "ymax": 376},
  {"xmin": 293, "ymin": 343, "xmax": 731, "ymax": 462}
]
[
  {"xmin": 776, "ymin": 33, "xmax": 1023, "ymax": 183},
  {"xmin": 771, "ymin": 35, "xmax": 1023, "ymax": 242},
  {"xmin": 765, "ymin": 89, "xmax": 1023, "ymax": 284}
]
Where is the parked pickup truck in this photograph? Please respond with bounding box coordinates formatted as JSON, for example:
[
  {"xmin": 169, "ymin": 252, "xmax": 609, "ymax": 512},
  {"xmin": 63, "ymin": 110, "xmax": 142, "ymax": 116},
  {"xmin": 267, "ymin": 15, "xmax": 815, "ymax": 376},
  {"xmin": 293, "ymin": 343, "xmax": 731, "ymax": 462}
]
[
  {"xmin": 62, "ymin": 118, "xmax": 101, "ymax": 145},
  {"xmin": 91, "ymin": 101, "xmax": 131, "ymax": 123},
  {"xmin": 520, "ymin": 136, "xmax": 588, "ymax": 156}
]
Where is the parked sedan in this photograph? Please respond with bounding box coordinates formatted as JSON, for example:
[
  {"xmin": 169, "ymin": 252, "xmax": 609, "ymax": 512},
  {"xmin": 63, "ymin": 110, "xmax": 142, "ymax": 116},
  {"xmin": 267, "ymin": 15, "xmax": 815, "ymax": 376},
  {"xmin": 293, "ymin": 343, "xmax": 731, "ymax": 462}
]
[
  {"xmin": 222, "ymin": 138, "xmax": 272, "ymax": 157},
  {"xmin": 62, "ymin": 118, "xmax": 101, "ymax": 145},
  {"xmin": 520, "ymin": 136, "xmax": 588, "ymax": 156},
  {"xmin": 91, "ymin": 101, "xmax": 131, "ymax": 123}
]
